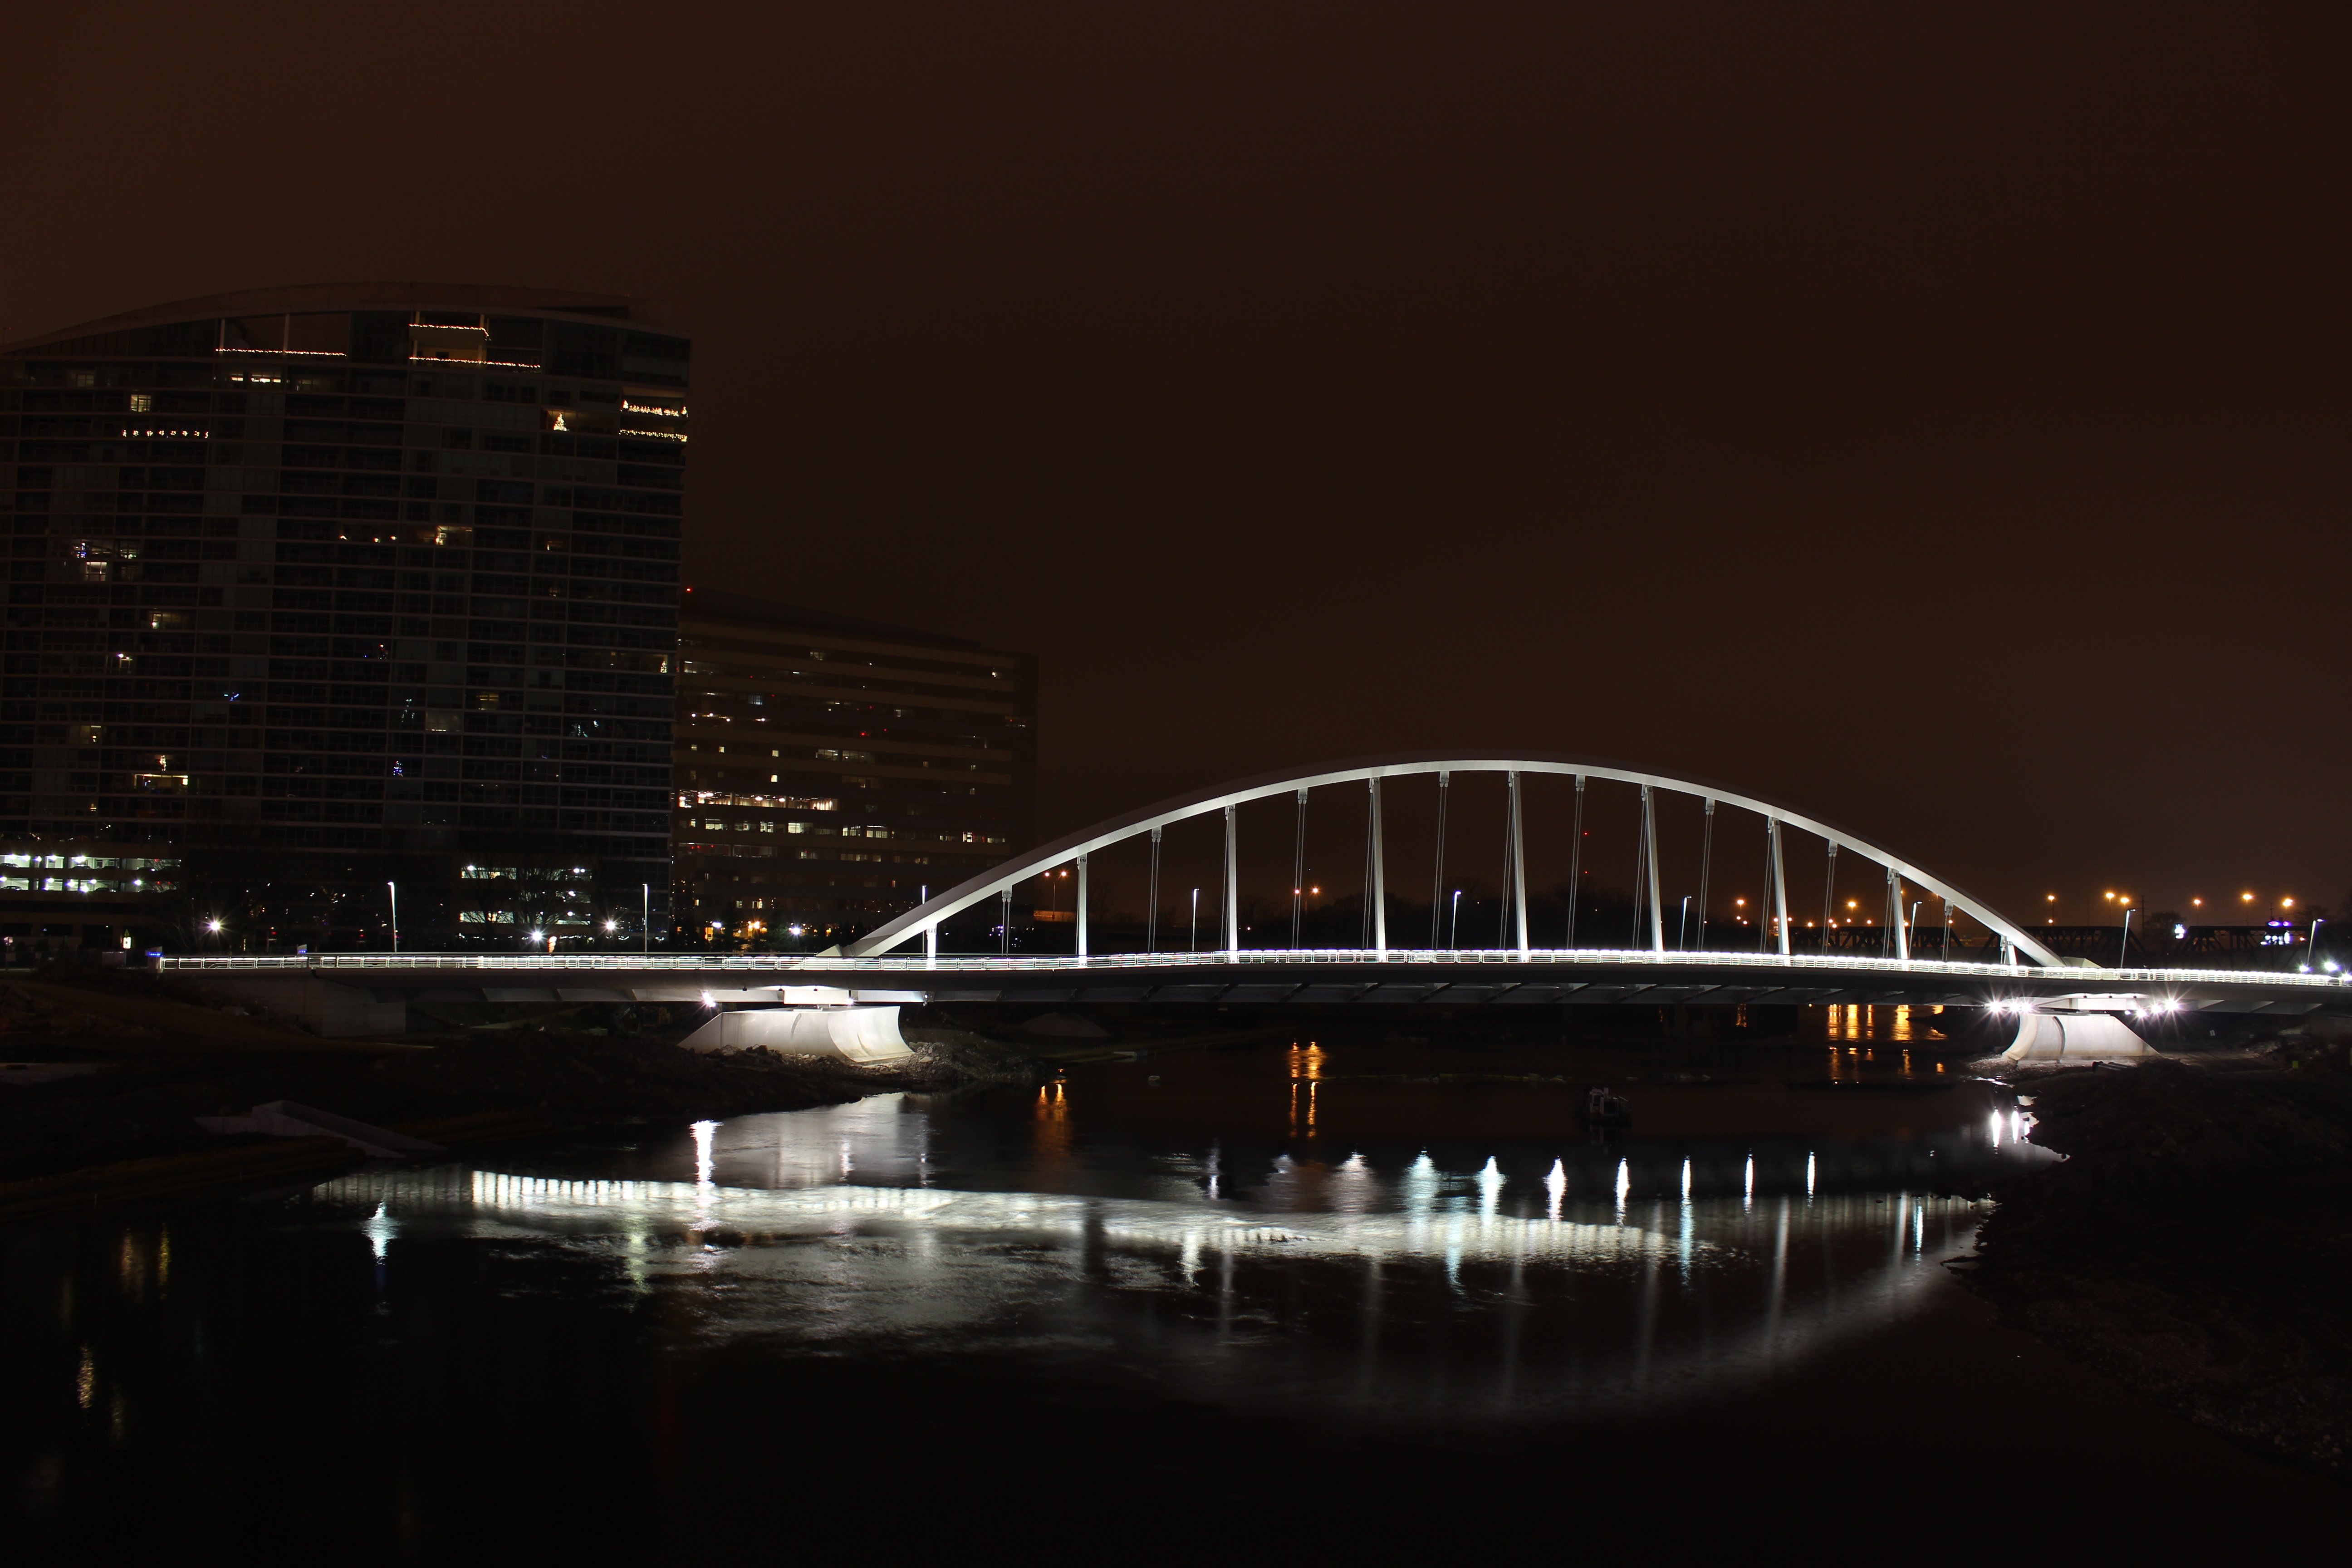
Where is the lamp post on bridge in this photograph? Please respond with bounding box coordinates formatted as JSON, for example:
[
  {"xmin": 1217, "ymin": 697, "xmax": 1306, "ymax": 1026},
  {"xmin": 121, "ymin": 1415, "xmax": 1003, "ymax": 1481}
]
[{"xmin": 1450, "ymin": 889, "xmax": 1462, "ymax": 950}]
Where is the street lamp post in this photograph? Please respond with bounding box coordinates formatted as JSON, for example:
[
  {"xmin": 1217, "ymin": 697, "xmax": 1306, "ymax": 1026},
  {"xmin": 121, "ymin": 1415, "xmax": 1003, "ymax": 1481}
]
[
  {"xmin": 642, "ymin": 883, "xmax": 651, "ymax": 955},
  {"xmin": 1191, "ymin": 887, "xmax": 1200, "ymax": 953},
  {"xmin": 387, "ymin": 881, "xmax": 398, "ymax": 955},
  {"xmin": 1450, "ymin": 889, "xmax": 1462, "ymax": 949},
  {"xmin": 2118, "ymin": 905, "xmax": 2135, "ymax": 968},
  {"xmin": 2307, "ymin": 917, "xmax": 2327, "ymax": 970},
  {"xmin": 1678, "ymin": 895, "xmax": 1691, "ymax": 951}
]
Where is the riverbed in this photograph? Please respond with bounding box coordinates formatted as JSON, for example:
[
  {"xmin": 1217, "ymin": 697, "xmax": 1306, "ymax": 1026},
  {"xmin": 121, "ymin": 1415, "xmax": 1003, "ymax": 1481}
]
[{"xmin": 5, "ymin": 1035, "xmax": 2339, "ymax": 1554}]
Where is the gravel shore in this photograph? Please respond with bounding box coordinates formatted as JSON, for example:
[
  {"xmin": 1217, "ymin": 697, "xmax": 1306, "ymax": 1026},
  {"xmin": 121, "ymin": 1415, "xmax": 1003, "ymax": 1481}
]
[{"xmin": 1960, "ymin": 1048, "xmax": 2352, "ymax": 1483}]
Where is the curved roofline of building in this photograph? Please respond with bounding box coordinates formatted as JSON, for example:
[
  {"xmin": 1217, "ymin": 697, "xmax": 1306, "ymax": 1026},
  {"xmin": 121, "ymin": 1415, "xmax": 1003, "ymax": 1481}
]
[{"xmin": 2, "ymin": 281, "xmax": 683, "ymax": 355}]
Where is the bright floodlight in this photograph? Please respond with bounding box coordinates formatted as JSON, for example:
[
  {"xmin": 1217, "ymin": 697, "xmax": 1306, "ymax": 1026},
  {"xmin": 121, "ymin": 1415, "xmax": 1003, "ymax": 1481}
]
[
  {"xmin": 528, "ymin": 929, "xmax": 543, "ymax": 942},
  {"xmin": 603, "ymin": 920, "xmax": 617, "ymax": 933},
  {"xmin": 205, "ymin": 919, "xmax": 222, "ymax": 933}
]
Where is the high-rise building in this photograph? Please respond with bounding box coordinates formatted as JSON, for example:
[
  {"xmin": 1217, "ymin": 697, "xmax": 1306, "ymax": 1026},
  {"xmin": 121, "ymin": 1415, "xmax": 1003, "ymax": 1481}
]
[
  {"xmin": 671, "ymin": 590, "xmax": 1035, "ymax": 946},
  {"xmin": 1, "ymin": 284, "xmax": 685, "ymax": 951}
]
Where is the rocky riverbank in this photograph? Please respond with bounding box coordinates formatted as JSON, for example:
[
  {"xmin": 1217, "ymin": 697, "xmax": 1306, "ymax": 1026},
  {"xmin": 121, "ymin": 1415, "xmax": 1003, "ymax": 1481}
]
[
  {"xmin": 1960, "ymin": 1046, "xmax": 2352, "ymax": 1482},
  {"xmin": 0, "ymin": 967, "xmax": 1041, "ymax": 1217}
]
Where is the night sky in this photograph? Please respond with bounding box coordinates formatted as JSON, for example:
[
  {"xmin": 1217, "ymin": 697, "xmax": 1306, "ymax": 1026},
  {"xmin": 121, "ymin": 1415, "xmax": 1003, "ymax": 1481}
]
[{"xmin": 7, "ymin": 4, "xmax": 2345, "ymax": 921}]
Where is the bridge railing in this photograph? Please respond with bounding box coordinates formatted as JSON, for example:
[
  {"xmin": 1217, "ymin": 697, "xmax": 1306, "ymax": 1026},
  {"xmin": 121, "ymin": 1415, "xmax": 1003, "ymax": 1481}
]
[{"xmin": 151, "ymin": 947, "xmax": 2352, "ymax": 990}]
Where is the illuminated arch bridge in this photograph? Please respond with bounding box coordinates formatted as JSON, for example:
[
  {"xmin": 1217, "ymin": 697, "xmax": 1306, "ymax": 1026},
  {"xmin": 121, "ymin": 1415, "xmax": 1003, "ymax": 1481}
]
[
  {"xmin": 847, "ymin": 750, "xmax": 2068, "ymax": 969},
  {"xmin": 157, "ymin": 750, "xmax": 2350, "ymax": 1031}
]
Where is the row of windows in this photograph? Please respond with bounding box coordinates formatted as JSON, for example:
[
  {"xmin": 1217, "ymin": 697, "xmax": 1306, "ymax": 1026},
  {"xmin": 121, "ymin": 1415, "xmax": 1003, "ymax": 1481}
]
[
  {"xmin": 3, "ymin": 368, "xmax": 657, "ymax": 407},
  {"xmin": 673, "ymin": 816, "xmax": 1006, "ymax": 845}
]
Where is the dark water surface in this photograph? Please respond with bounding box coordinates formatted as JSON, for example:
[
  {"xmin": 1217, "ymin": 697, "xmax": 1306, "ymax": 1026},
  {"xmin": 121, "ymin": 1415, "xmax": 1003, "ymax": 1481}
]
[{"xmin": 6, "ymin": 1038, "xmax": 2339, "ymax": 1556}]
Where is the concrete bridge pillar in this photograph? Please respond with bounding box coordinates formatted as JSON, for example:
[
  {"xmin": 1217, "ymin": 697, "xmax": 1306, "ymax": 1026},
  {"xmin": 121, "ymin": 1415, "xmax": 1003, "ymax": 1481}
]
[{"xmin": 2001, "ymin": 1009, "xmax": 2154, "ymax": 1062}]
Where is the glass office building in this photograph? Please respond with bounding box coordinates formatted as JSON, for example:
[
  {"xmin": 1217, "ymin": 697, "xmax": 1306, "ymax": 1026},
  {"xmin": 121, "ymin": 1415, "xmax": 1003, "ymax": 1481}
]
[
  {"xmin": 672, "ymin": 590, "xmax": 1036, "ymax": 946},
  {"xmin": 0, "ymin": 284, "xmax": 683, "ymax": 949}
]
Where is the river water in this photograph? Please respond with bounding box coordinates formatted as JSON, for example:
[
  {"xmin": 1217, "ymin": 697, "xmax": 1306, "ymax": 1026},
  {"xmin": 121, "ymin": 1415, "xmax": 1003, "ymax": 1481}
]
[{"xmin": 5, "ymin": 1035, "xmax": 2340, "ymax": 1555}]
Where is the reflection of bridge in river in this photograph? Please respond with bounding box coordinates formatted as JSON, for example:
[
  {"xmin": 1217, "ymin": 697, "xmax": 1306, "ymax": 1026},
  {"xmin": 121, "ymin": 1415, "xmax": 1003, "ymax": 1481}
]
[{"xmin": 314, "ymin": 1091, "xmax": 2051, "ymax": 1421}]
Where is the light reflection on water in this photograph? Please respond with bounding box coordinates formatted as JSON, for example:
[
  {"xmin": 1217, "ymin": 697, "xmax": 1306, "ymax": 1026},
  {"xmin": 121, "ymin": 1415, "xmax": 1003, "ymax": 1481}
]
[
  {"xmin": 301, "ymin": 1081, "xmax": 2044, "ymax": 1426},
  {"xmin": 67, "ymin": 1041, "xmax": 2335, "ymax": 1560}
]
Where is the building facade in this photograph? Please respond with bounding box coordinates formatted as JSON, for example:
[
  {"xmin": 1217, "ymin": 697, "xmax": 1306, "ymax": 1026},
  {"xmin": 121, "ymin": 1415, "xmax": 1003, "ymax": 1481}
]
[
  {"xmin": 1, "ymin": 283, "xmax": 683, "ymax": 951},
  {"xmin": 671, "ymin": 590, "xmax": 1035, "ymax": 947}
]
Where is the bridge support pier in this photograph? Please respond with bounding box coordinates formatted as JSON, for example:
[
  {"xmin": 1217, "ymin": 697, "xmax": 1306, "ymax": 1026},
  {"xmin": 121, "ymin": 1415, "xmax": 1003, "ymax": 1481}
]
[{"xmin": 2002, "ymin": 1009, "xmax": 2153, "ymax": 1063}]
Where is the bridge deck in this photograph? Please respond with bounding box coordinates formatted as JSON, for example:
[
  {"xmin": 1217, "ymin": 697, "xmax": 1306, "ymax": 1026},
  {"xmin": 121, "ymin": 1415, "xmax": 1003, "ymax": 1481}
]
[{"xmin": 157, "ymin": 948, "xmax": 2348, "ymax": 1016}]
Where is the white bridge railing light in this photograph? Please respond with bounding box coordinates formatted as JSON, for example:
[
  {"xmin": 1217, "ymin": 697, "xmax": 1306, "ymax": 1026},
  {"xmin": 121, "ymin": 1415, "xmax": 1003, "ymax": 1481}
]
[{"xmin": 150, "ymin": 947, "xmax": 2350, "ymax": 990}]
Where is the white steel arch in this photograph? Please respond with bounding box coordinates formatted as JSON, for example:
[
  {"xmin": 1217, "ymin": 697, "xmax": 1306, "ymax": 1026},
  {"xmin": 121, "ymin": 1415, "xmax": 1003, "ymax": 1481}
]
[{"xmin": 845, "ymin": 750, "xmax": 2064, "ymax": 967}]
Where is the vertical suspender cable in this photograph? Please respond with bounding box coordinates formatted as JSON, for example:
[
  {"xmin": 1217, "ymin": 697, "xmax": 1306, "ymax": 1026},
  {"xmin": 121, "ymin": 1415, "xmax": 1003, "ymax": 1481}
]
[
  {"xmin": 1565, "ymin": 774, "xmax": 1585, "ymax": 949},
  {"xmin": 1759, "ymin": 822, "xmax": 1774, "ymax": 953},
  {"xmin": 1368, "ymin": 777, "xmax": 1387, "ymax": 959},
  {"xmin": 1223, "ymin": 804, "xmax": 1239, "ymax": 960},
  {"xmin": 1291, "ymin": 789, "xmax": 1308, "ymax": 949},
  {"xmin": 1822, "ymin": 843, "xmax": 1838, "ymax": 956},
  {"xmin": 1632, "ymin": 785, "xmax": 1650, "ymax": 949},
  {"xmin": 1509, "ymin": 770, "xmax": 1529, "ymax": 957},
  {"xmin": 1146, "ymin": 826, "xmax": 1161, "ymax": 954},
  {"xmin": 1695, "ymin": 797, "xmax": 1715, "ymax": 952},
  {"xmin": 1428, "ymin": 771, "xmax": 1450, "ymax": 949},
  {"xmin": 1644, "ymin": 786, "xmax": 1666, "ymax": 953},
  {"xmin": 1771, "ymin": 818, "xmax": 1790, "ymax": 956},
  {"xmin": 1887, "ymin": 865, "xmax": 1908, "ymax": 961},
  {"xmin": 1497, "ymin": 773, "xmax": 1515, "ymax": 948}
]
